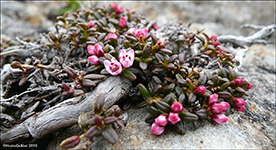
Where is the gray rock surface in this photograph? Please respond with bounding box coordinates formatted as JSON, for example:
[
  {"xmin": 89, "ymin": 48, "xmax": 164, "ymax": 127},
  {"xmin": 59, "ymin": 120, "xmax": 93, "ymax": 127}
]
[{"xmin": 1, "ymin": 1, "xmax": 275, "ymax": 149}]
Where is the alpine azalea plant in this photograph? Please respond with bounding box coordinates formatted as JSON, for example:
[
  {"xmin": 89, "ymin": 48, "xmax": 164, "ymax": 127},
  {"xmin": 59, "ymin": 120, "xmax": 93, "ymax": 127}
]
[{"xmin": 42, "ymin": 2, "xmax": 256, "ymax": 148}]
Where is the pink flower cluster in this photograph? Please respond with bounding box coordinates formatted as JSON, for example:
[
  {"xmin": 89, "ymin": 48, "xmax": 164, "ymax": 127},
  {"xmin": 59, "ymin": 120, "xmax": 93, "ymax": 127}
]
[
  {"xmin": 87, "ymin": 43, "xmax": 105, "ymax": 65},
  {"xmin": 103, "ymin": 49, "xmax": 134, "ymax": 76},
  {"xmin": 126, "ymin": 27, "xmax": 148, "ymax": 40},
  {"xmin": 151, "ymin": 101, "xmax": 183, "ymax": 135},
  {"xmin": 111, "ymin": 3, "xmax": 124, "ymax": 14},
  {"xmin": 207, "ymin": 94, "xmax": 229, "ymax": 124}
]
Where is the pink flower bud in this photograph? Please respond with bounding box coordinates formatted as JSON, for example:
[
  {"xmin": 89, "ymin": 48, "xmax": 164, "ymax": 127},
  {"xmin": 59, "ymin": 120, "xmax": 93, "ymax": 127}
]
[
  {"xmin": 233, "ymin": 97, "xmax": 246, "ymax": 108},
  {"xmin": 152, "ymin": 23, "xmax": 159, "ymax": 30},
  {"xmin": 234, "ymin": 105, "xmax": 246, "ymax": 112},
  {"xmin": 171, "ymin": 101, "xmax": 183, "ymax": 113},
  {"xmin": 211, "ymin": 113, "xmax": 228, "ymax": 124},
  {"xmin": 88, "ymin": 55, "xmax": 100, "ymax": 65},
  {"xmin": 210, "ymin": 103, "xmax": 223, "ymax": 114},
  {"xmin": 118, "ymin": 49, "xmax": 134, "ymax": 68},
  {"xmin": 87, "ymin": 44, "xmax": 105, "ymax": 57},
  {"xmin": 231, "ymin": 77, "xmax": 243, "ymax": 86},
  {"xmin": 106, "ymin": 33, "xmax": 118, "ymax": 41},
  {"xmin": 245, "ymin": 82, "xmax": 253, "ymax": 90},
  {"xmin": 126, "ymin": 27, "xmax": 136, "ymax": 35},
  {"xmin": 168, "ymin": 112, "xmax": 181, "ymax": 125},
  {"xmin": 119, "ymin": 17, "xmax": 126, "ymax": 29},
  {"xmin": 218, "ymin": 102, "xmax": 229, "ymax": 112},
  {"xmin": 155, "ymin": 114, "xmax": 168, "ymax": 127},
  {"xmin": 88, "ymin": 20, "xmax": 96, "ymax": 29},
  {"xmin": 194, "ymin": 85, "xmax": 206, "ymax": 95},
  {"xmin": 213, "ymin": 41, "xmax": 221, "ymax": 48},
  {"xmin": 87, "ymin": 45, "xmax": 95, "ymax": 55},
  {"xmin": 134, "ymin": 28, "xmax": 148, "ymax": 40},
  {"xmin": 103, "ymin": 57, "xmax": 122, "ymax": 76},
  {"xmin": 207, "ymin": 94, "xmax": 218, "ymax": 106},
  {"xmin": 151, "ymin": 122, "xmax": 165, "ymax": 135},
  {"xmin": 209, "ymin": 35, "xmax": 217, "ymax": 41}
]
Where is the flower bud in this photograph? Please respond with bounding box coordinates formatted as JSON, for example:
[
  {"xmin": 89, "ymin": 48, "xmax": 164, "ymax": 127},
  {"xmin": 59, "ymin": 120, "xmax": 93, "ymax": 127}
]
[
  {"xmin": 106, "ymin": 33, "xmax": 118, "ymax": 41},
  {"xmin": 171, "ymin": 101, "xmax": 183, "ymax": 113},
  {"xmin": 209, "ymin": 35, "xmax": 217, "ymax": 41},
  {"xmin": 207, "ymin": 94, "xmax": 218, "ymax": 106},
  {"xmin": 194, "ymin": 85, "xmax": 206, "ymax": 95},
  {"xmin": 245, "ymin": 82, "xmax": 253, "ymax": 90},
  {"xmin": 233, "ymin": 97, "xmax": 246, "ymax": 108},
  {"xmin": 218, "ymin": 102, "xmax": 229, "ymax": 112},
  {"xmin": 211, "ymin": 113, "xmax": 228, "ymax": 124},
  {"xmin": 155, "ymin": 114, "xmax": 168, "ymax": 127},
  {"xmin": 88, "ymin": 55, "xmax": 100, "ymax": 65},
  {"xmin": 88, "ymin": 20, "xmax": 96, "ymax": 29},
  {"xmin": 213, "ymin": 41, "xmax": 221, "ymax": 48},
  {"xmin": 168, "ymin": 112, "xmax": 181, "ymax": 125},
  {"xmin": 234, "ymin": 106, "xmax": 246, "ymax": 112},
  {"xmin": 231, "ymin": 77, "xmax": 243, "ymax": 86},
  {"xmin": 152, "ymin": 23, "xmax": 159, "ymax": 30},
  {"xmin": 151, "ymin": 122, "xmax": 165, "ymax": 135},
  {"xmin": 210, "ymin": 103, "xmax": 223, "ymax": 114},
  {"xmin": 119, "ymin": 17, "xmax": 126, "ymax": 29}
]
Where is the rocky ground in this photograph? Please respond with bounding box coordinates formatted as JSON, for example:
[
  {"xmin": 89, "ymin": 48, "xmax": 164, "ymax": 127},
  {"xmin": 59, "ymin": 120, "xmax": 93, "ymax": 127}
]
[{"xmin": 1, "ymin": 1, "xmax": 275, "ymax": 149}]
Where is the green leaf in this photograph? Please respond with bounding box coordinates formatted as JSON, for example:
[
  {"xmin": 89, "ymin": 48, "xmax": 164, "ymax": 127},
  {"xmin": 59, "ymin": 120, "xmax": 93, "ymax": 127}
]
[
  {"xmin": 93, "ymin": 93, "xmax": 105, "ymax": 114},
  {"xmin": 122, "ymin": 70, "xmax": 137, "ymax": 81},
  {"xmin": 102, "ymin": 125, "xmax": 119, "ymax": 144},
  {"xmin": 137, "ymin": 83, "xmax": 151, "ymax": 98}
]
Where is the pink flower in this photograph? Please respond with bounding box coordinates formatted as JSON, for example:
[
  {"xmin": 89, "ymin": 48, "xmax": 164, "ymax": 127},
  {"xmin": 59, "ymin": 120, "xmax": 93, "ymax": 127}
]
[
  {"xmin": 106, "ymin": 33, "xmax": 118, "ymax": 41},
  {"xmin": 155, "ymin": 114, "xmax": 168, "ymax": 127},
  {"xmin": 211, "ymin": 113, "xmax": 228, "ymax": 124},
  {"xmin": 119, "ymin": 17, "xmax": 126, "ymax": 29},
  {"xmin": 168, "ymin": 112, "xmax": 181, "ymax": 125},
  {"xmin": 209, "ymin": 35, "xmax": 217, "ymax": 41},
  {"xmin": 207, "ymin": 94, "xmax": 218, "ymax": 106},
  {"xmin": 232, "ymin": 97, "xmax": 246, "ymax": 112},
  {"xmin": 103, "ymin": 57, "xmax": 122, "ymax": 76},
  {"xmin": 194, "ymin": 85, "xmax": 206, "ymax": 95},
  {"xmin": 245, "ymin": 82, "xmax": 253, "ymax": 90},
  {"xmin": 126, "ymin": 27, "xmax": 136, "ymax": 35},
  {"xmin": 118, "ymin": 49, "xmax": 134, "ymax": 68},
  {"xmin": 133, "ymin": 28, "xmax": 148, "ymax": 40},
  {"xmin": 88, "ymin": 20, "xmax": 96, "ymax": 29},
  {"xmin": 111, "ymin": 3, "xmax": 124, "ymax": 14},
  {"xmin": 213, "ymin": 41, "xmax": 221, "ymax": 48},
  {"xmin": 87, "ymin": 44, "xmax": 105, "ymax": 57},
  {"xmin": 152, "ymin": 23, "xmax": 159, "ymax": 30},
  {"xmin": 151, "ymin": 122, "xmax": 165, "ymax": 135},
  {"xmin": 218, "ymin": 102, "xmax": 230, "ymax": 112},
  {"xmin": 171, "ymin": 101, "xmax": 183, "ymax": 113},
  {"xmin": 88, "ymin": 55, "xmax": 100, "ymax": 65},
  {"xmin": 210, "ymin": 103, "xmax": 223, "ymax": 114},
  {"xmin": 231, "ymin": 78, "xmax": 243, "ymax": 86}
]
